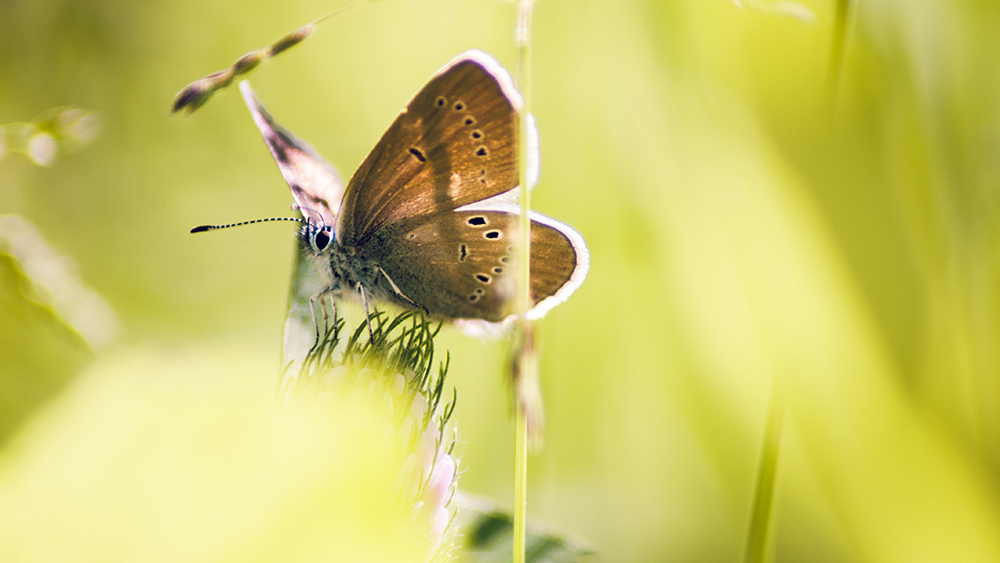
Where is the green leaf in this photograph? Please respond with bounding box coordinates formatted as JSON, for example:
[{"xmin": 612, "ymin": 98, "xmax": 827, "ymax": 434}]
[
  {"xmin": 0, "ymin": 252, "xmax": 91, "ymax": 444},
  {"xmin": 454, "ymin": 494, "xmax": 594, "ymax": 563}
]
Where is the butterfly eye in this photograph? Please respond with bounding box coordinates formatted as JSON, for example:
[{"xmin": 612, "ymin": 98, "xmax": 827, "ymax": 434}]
[{"xmin": 312, "ymin": 227, "xmax": 333, "ymax": 252}]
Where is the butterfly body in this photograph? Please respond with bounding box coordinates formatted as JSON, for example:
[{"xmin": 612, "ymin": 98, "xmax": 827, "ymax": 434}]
[
  {"xmin": 238, "ymin": 51, "xmax": 588, "ymax": 328},
  {"xmin": 298, "ymin": 224, "xmax": 413, "ymax": 316}
]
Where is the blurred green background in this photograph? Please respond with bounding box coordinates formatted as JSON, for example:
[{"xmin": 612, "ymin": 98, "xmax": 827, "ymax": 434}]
[{"xmin": 3, "ymin": 0, "xmax": 1000, "ymax": 561}]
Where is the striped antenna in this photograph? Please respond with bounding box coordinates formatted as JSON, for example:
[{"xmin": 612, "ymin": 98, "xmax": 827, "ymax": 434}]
[{"xmin": 190, "ymin": 216, "xmax": 302, "ymax": 233}]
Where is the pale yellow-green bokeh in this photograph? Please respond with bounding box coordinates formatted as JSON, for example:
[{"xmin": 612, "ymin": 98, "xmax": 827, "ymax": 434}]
[
  {"xmin": 2, "ymin": 0, "xmax": 999, "ymax": 561},
  {"xmin": 0, "ymin": 348, "xmax": 430, "ymax": 562}
]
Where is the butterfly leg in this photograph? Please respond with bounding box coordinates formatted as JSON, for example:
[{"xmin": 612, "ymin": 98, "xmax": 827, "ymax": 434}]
[
  {"xmin": 330, "ymin": 296, "xmax": 339, "ymax": 343},
  {"xmin": 377, "ymin": 266, "xmax": 428, "ymax": 314},
  {"xmin": 357, "ymin": 283, "xmax": 375, "ymax": 342},
  {"xmin": 306, "ymin": 288, "xmax": 338, "ymax": 360},
  {"xmin": 306, "ymin": 291, "xmax": 325, "ymax": 358}
]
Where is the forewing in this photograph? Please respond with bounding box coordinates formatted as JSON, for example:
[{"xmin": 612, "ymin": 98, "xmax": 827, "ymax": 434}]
[
  {"xmin": 337, "ymin": 52, "xmax": 522, "ymax": 247},
  {"xmin": 241, "ymin": 81, "xmax": 344, "ymax": 226},
  {"xmin": 370, "ymin": 210, "xmax": 587, "ymax": 322}
]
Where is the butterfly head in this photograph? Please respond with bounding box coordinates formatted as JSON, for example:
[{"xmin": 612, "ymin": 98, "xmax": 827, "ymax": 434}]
[
  {"xmin": 294, "ymin": 205, "xmax": 336, "ymax": 253},
  {"xmin": 303, "ymin": 221, "xmax": 334, "ymax": 254}
]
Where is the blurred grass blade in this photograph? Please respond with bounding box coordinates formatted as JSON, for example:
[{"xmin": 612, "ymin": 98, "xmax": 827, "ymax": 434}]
[
  {"xmin": 744, "ymin": 381, "xmax": 786, "ymax": 563},
  {"xmin": 724, "ymin": 0, "xmax": 817, "ymax": 22},
  {"xmin": 0, "ymin": 252, "xmax": 90, "ymax": 444},
  {"xmin": 0, "ymin": 215, "xmax": 120, "ymax": 351},
  {"xmin": 0, "ymin": 215, "xmax": 116, "ymax": 444},
  {"xmin": 827, "ymin": 0, "xmax": 854, "ymax": 97}
]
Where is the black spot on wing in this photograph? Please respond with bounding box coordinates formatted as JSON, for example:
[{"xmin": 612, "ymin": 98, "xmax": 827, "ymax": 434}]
[{"xmin": 266, "ymin": 135, "xmax": 292, "ymax": 164}]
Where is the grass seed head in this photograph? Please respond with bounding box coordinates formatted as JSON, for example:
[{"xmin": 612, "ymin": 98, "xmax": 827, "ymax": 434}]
[{"xmin": 269, "ymin": 24, "xmax": 314, "ymax": 56}]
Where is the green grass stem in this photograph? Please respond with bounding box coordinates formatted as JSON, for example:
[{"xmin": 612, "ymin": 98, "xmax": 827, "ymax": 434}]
[
  {"xmin": 513, "ymin": 2, "xmax": 535, "ymax": 562},
  {"xmin": 744, "ymin": 380, "xmax": 786, "ymax": 563},
  {"xmin": 827, "ymin": 0, "xmax": 854, "ymax": 101}
]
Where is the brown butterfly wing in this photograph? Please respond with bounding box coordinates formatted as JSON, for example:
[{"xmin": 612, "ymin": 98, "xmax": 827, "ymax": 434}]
[
  {"xmin": 336, "ymin": 53, "xmax": 521, "ymax": 247},
  {"xmin": 241, "ymin": 81, "xmax": 344, "ymax": 227},
  {"xmin": 368, "ymin": 211, "xmax": 585, "ymax": 322}
]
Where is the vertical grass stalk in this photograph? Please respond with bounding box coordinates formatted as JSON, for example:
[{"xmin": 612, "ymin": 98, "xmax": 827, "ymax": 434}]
[
  {"xmin": 826, "ymin": 0, "xmax": 855, "ymax": 102},
  {"xmin": 744, "ymin": 379, "xmax": 786, "ymax": 563},
  {"xmin": 513, "ymin": 2, "xmax": 535, "ymax": 562}
]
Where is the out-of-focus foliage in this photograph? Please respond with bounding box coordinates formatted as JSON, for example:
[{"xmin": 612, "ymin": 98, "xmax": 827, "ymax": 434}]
[
  {"xmin": 284, "ymin": 307, "xmax": 461, "ymax": 561},
  {"xmin": 455, "ymin": 493, "xmax": 594, "ymax": 562},
  {"xmin": 0, "ymin": 350, "xmax": 429, "ymax": 562},
  {"xmin": 0, "ymin": 216, "xmax": 97, "ymax": 444},
  {"xmin": 2, "ymin": 0, "xmax": 1000, "ymax": 561},
  {"xmin": 0, "ymin": 107, "xmax": 99, "ymax": 166}
]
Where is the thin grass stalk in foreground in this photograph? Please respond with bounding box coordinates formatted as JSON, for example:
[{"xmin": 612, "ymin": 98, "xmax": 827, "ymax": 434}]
[
  {"xmin": 744, "ymin": 379, "xmax": 787, "ymax": 563},
  {"xmin": 512, "ymin": 2, "xmax": 535, "ymax": 562},
  {"xmin": 826, "ymin": 0, "xmax": 855, "ymax": 102}
]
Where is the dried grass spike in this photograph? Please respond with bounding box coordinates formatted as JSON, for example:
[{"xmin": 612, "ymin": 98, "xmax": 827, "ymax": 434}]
[
  {"xmin": 269, "ymin": 25, "xmax": 314, "ymax": 56},
  {"xmin": 171, "ymin": 71, "xmax": 232, "ymax": 115},
  {"xmin": 170, "ymin": 24, "xmax": 316, "ymax": 115},
  {"xmin": 233, "ymin": 50, "xmax": 266, "ymax": 76}
]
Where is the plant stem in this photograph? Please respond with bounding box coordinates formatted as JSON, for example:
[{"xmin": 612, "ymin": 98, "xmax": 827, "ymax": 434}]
[
  {"xmin": 826, "ymin": 0, "xmax": 854, "ymax": 102},
  {"xmin": 515, "ymin": 2, "xmax": 533, "ymax": 313},
  {"xmin": 513, "ymin": 2, "xmax": 534, "ymax": 562},
  {"xmin": 744, "ymin": 379, "xmax": 786, "ymax": 563},
  {"xmin": 514, "ymin": 404, "xmax": 529, "ymax": 563},
  {"xmin": 314, "ymin": 0, "xmax": 376, "ymax": 25}
]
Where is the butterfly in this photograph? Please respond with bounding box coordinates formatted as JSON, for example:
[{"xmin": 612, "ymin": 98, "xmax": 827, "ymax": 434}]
[{"xmin": 214, "ymin": 51, "xmax": 588, "ymax": 332}]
